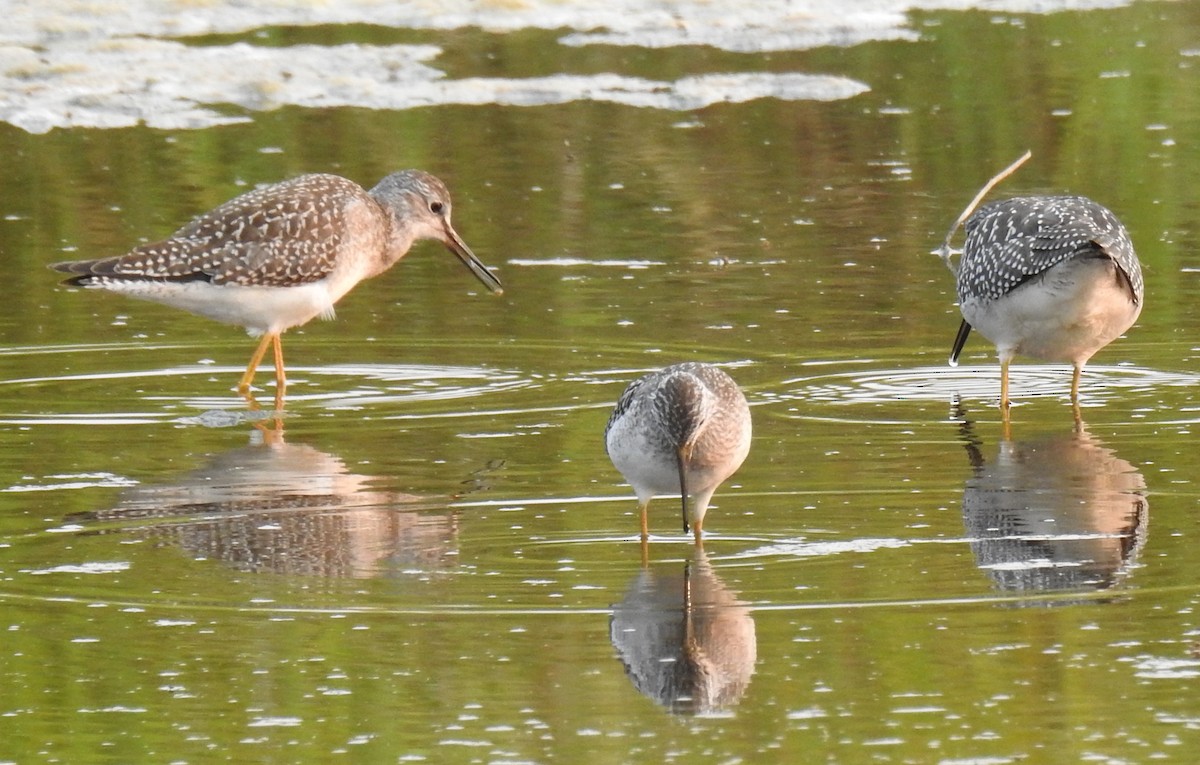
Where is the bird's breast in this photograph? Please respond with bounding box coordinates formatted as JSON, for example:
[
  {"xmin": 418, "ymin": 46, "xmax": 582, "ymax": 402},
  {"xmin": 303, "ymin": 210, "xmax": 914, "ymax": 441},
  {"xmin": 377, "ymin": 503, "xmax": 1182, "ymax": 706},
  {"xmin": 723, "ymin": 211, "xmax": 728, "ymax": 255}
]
[{"xmin": 961, "ymin": 256, "xmax": 1141, "ymax": 363}]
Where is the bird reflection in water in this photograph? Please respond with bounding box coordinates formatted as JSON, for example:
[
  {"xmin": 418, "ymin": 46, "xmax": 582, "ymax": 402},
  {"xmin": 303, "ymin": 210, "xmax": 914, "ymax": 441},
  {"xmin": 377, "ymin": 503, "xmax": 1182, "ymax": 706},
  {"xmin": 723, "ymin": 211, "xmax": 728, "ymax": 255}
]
[
  {"xmin": 609, "ymin": 548, "xmax": 756, "ymax": 715},
  {"xmin": 67, "ymin": 427, "xmax": 500, "ymax": 578},
  {"xmin": 956, "ymin": 402, "xmax": 1148, "ymax": 596}
]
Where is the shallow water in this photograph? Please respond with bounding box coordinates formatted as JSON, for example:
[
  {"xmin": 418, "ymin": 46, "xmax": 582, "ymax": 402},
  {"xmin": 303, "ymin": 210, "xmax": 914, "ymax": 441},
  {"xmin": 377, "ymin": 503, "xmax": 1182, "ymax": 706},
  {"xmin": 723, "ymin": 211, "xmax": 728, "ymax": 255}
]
[{"xmin": 3, "ymin": 1, "xmax": 1200, "ymax": 762}]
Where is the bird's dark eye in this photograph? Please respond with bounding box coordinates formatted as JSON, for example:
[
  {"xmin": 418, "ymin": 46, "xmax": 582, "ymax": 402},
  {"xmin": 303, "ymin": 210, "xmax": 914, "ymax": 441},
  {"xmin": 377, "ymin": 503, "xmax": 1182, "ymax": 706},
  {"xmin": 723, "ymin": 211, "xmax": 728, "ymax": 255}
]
[{"xmin": 429, "ymin": 201, "xmax": 445, "ymax": 215}]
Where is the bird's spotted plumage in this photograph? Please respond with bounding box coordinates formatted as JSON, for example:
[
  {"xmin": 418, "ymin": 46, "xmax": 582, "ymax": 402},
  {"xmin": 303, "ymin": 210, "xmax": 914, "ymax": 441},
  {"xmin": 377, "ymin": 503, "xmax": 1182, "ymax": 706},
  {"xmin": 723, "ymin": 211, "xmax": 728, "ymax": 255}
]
[
  {"xmin": 50, "ymin": 170, "xmax": 502, "ymax": 405},
  {"xmin": 958, "ymin": 195, "xmax": 1144, "ymax": 305},
  {"xmin": 605, "ymin": 362, "xmax": 752, "ymax": 543}
]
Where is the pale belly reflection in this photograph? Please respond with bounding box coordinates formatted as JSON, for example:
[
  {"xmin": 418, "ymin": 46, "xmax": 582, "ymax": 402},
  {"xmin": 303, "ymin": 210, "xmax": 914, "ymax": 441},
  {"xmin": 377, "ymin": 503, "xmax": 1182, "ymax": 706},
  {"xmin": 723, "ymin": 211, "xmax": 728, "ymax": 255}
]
[
  {"xmin": 610, "ymin": 548, "xmax": 757, "ymax": 716},
  {"xmin": 955, "ymin": 413, "xmax": 1149, "ymax": 596},
  {"xmin": 64, "ymin": 429, "xmax": 494, "ymax": 578}
]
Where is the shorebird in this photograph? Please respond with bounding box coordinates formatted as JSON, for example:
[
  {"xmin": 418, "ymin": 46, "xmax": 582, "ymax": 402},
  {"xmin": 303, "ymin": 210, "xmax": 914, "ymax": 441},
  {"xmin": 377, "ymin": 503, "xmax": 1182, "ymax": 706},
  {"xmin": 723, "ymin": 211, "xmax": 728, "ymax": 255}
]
[
  {"xmin": 604, "ymin": 362, "xmax": 752, "ymax": 544},
  {"xmin": 949, "ymin": 195, "xmax": 1143, "ymax": 417},
  {"xmin": 50, "ymin": 170, "xmax": 502, "ymax": 406}
]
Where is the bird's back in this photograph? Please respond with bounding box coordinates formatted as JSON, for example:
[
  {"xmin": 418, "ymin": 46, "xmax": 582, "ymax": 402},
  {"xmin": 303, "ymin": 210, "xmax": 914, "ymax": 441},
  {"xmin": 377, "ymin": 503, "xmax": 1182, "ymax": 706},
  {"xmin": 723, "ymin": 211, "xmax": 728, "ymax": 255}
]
[
  {"xmin": 605, "ymin": 362, "xmax": 750, "ymax": 478},
  {"xmin": 605, "ymin": 363, "xmax": 723, "ymax": 452},
  {"xmin": 958, "ymin": 196, "xmax": 1143, "ymax": 306},
  {"xmin": 51, "ymin": 174, "xmax": 378, "ymax": 289}
]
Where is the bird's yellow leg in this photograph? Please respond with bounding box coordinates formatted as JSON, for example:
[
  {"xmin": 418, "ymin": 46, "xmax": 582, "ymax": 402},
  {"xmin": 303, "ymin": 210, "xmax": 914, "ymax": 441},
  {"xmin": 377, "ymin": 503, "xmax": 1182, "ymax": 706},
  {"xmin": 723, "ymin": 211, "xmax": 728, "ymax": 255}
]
[
  {"xmin": 639, "ymin": 501, "xmax": 649, "ymax": 541},
  {"xmin": 693, "ymin": 521, "xmax": 704, "ymax": 548},
  {"xmin": 1071, "ymin": 363, "xmax": 1083, "ymax": 427},
  {"xmin": 1000, "ymin": 358, "xmax": 1011, "ymax": 418},
  {"xmin": 271, "ymin": 334, "xmax": 287, "ymax": 412},
  {"xmin": 239, "ymin": 333, "xmax": 276, "ymax": 393},
  {"xmin": 272, "ymin": 334, "xmax": 286, "ymax": 388},
  {"xmin": 1000, "ymin": 358, "xmax": 1014, "ymax": 438}
]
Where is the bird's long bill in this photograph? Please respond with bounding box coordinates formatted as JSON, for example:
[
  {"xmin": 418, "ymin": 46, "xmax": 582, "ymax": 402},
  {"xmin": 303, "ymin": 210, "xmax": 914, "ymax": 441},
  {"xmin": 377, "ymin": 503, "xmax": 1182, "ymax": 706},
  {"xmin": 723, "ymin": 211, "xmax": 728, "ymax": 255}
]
[
  {"xmin": 676, "ymin": 446, "xmax": 690, "ymax": 534},
  {"xmin": 444, "ymin": 223, "xmax": 503, "ymax": 295},
  {"xmin": 949, "ymin": 319, "xmax": 972, "ymax": 367}
]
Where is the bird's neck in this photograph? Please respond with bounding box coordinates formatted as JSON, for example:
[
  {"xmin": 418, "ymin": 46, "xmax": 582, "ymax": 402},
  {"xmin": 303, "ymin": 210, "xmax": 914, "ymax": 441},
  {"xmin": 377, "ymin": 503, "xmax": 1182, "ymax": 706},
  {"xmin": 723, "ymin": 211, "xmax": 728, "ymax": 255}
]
[{"xmin": 368, "ymin": 204, "xmax": 420, "ymax": 278}]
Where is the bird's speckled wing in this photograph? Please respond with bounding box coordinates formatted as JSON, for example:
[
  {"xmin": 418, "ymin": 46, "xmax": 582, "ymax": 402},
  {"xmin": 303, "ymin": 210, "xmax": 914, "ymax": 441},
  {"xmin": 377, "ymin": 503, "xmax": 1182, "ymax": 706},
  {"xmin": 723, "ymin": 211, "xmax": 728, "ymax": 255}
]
[
  {"xmin": 54, "ymin": 174, "xmax": 373, "ymax": 288},
  {"xmin": 958, "ymin": 196, "xmax": 1143, "ymax": 304},
  {"xmin": 605, "ymin": 375, "xmax": 649, "ymax": 445}
]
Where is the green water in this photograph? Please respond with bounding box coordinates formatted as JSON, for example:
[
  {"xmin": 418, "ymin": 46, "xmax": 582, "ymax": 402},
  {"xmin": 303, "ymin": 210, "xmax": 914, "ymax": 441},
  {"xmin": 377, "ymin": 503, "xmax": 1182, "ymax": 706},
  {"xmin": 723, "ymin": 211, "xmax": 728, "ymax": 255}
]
[{"xmin": 3, "ymin": 3, "xmax": 1200, "ymax": 762}]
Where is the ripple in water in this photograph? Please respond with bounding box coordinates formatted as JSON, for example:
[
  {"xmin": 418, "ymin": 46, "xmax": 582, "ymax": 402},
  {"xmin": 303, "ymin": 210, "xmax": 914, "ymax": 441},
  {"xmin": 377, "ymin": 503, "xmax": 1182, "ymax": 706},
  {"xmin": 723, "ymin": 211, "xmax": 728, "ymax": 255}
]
[
  {"xmin": 770, "ymin": 363, "xmax": 1200, "ymax": 406},
  {"xmin": 0, "ymin": 342, "xmax": 537, "ymax": 426}
]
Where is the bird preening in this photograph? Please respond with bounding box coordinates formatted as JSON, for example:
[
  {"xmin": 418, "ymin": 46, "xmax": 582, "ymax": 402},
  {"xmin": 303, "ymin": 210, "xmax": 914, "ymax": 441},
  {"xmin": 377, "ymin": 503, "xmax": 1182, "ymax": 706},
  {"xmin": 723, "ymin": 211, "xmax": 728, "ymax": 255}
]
[
  {"xmin": 937, "ymin": 152, "xmax": 1143, "ymax": 425},
  {"xmin": 49, "ymin": 170, "xmax": 503, "ymax": 409}
]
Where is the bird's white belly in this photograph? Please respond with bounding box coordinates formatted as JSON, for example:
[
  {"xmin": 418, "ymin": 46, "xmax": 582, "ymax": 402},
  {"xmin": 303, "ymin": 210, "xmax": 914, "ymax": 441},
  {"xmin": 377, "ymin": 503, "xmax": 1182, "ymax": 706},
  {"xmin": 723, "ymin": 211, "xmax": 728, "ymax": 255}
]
[
  {"xmin": 961, "ymin": 257, "xmax": 1141, "ymax": 364},
  {"xmin": 606, "ymin": 423, "xmax": 682, "ymax": 501},
  {"xmin": 92, "ymin": 280, "xmax": 336, "ymax": 335},
  {"xmin": 606, "ymin": 415, "xmax": 750, "ymax": 502}
]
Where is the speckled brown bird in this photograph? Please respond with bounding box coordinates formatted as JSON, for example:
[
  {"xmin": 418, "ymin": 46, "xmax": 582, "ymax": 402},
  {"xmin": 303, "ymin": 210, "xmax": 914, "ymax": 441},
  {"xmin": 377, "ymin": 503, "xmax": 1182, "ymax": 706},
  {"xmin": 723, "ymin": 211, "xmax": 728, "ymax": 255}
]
[
  {"xmin": 605, "ymin": 362, "xmax": 752, "ymax": 544},
  {"xmin": 50, "ymin": 170, "xmax": 502, "ymax": 402}
]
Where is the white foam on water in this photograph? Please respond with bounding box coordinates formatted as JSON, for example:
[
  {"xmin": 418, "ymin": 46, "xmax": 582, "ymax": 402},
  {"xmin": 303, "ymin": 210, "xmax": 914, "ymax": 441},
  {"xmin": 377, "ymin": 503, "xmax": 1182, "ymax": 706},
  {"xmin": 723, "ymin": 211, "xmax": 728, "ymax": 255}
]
[{"xmin": 1, "ymin": 0, "xmax": 1132, "ymax": 132}]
